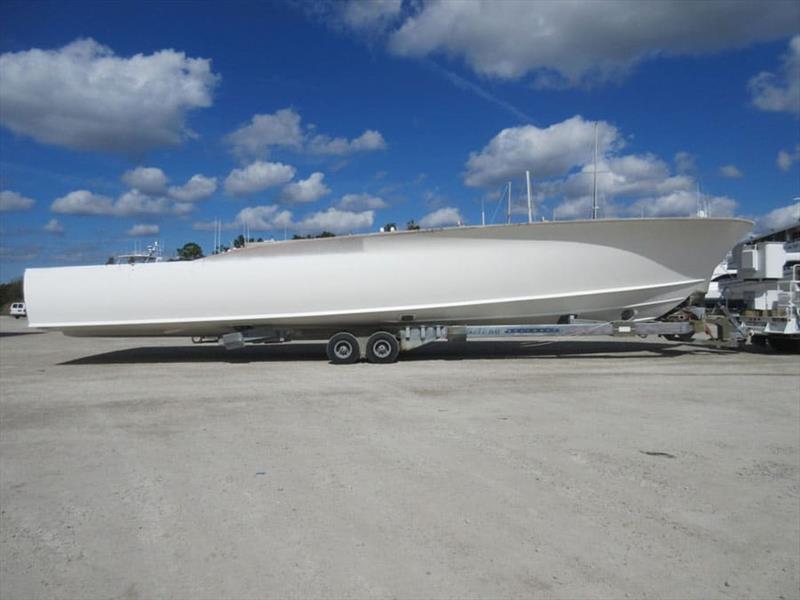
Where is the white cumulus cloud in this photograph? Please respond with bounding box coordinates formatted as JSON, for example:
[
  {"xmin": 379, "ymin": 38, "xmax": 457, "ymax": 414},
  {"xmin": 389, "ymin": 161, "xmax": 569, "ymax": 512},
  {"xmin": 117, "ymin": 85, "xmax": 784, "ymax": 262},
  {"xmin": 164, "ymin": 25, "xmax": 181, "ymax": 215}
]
[
  {"xmin": 234, "ymin": 205, "xmax": 294, "ymax": 231},
  {"xmin": 674, "ymin": 152, "xmax": 696, "ymax": 174},
  {"xmin": 115, "ymin": 190, "xmax": 186, "ymax": 217},
  {"xmin": 629, "ymin": 192, "xmax": 737, "ymax": 218},
  {"xmin": 296, "ymin": 207, "xmax": 374, "ymax": 233},
  {"xmin": 756, "ymin": 202, "xmax": 800, "ymax": 232},
  {"xmin": 43, "ymin": 218, "xmax": 64, "ymax": 234},
  {"xmin": 552, "ymin": 197, "xmax": 597, "ymax": 221},
  {"xmin": 465, "ymin": 116, "xmax": 620, "ymax": 188},
  {"xmin": 225, "ymin": 107, "xmax": 387, "ymax": 159},
  {"xmin": 168, "ymin": 174, "xmax": 217, "ymax": 202},
  {"xmin": 127, "ymin": 224, "xmax": 160, "ymax": 237},
  {"xmin": 556, "ymin": 154, "xmax": 692, "ymax": 201},
  {"xmin": 122, "ymin": 167, "xmax": 168, "ymax": 194},
  {"xmin": 122, "ymin": 167, "xmax": 216, "ymax": 202},
  {"xmin": 719, "ymin": 165, "xmax": 743, "ymax": 179},
  {"xmin": 281, "ymin": 172, "xmax": 331, "ymax": 203},
  {"xmin": 0, "ymin": 190, "xmax": 36, "ymax": 212},
  {"xmin": 339, "ymin": 0, "xmax": 402, "ymax": 31},
  {"xmin": 201, "ymin": 205, "xmax": 373, "ymax": 235},
  {"xmin": 308, "ymin": 129, "xmax": 387, "ymax": 156},
  {"xmin": 552, "ymin": 167, "xmax": 735, "ymax": 220},
  {"xmin": 51, "ymin": 190, "xmax": 115, "ymax": 215},
  {"xmin": 777, "ymin": 145, "xmax": 800, "ymax": 171},
  {"xmin": 51, "ymin": 189, "xmax": 194, "ymax": 217},
  {"xmin": 381, "ymin": 1, "xmax": 798, "ymax": 86},
  {"xmin": 467, "ymin": 116, "xmax": 742, "ymax": 220},
  {"xmin": 224, "ymin": 161, "xmax": 296, "ymax": 196},
  {"xmin": 225, "ymin": 108, "xmax": 304, "ymax": 158},
  {"xmin": 419, "ymin": 207, "xmax": 463, "ymax": 228},
  {"xmin": 553, "ymin": 191, "xmax": 737, "ymax": 220},
  {"xmin": 0, "ymin": 38, "xmax": 219, "ymax": 153},
  {"xmin": 337, "ymin": 193, "xmax": 388, "ymax": 210},
  {"xmin": 749, "ymin": 35, "xmax": 800, "ymax": 115}
]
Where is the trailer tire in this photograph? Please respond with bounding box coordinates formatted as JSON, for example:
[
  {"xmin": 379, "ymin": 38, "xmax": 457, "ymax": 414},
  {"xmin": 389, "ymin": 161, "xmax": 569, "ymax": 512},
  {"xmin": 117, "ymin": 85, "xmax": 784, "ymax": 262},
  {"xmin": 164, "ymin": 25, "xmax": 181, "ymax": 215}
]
[
  {"xmin": 366, "ymin": 331, "xmax": 400, "ymax": 364},
  {"xmin": 327, "ymin": 332, "xmax": 361, "ymax": 364}
]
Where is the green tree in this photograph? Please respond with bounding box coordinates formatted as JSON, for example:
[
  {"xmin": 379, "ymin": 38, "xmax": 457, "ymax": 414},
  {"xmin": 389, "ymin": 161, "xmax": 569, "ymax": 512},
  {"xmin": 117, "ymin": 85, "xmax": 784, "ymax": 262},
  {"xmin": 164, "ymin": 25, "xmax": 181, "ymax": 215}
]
[
  {"xmin": 176, "ymin": 242, "xmax": 204, "ymax": 260},
  {"xmin": 0, "ymin": 278, "xmax": 23, "ymax": 307},
  {"xmin": 230, "ymin": 235, "xmax": 263, "ymax": 248},
  {"xmin": 292, "ymin": 232, "xmax": 337, "ymax": 239},
  {"xmin": 406, "ymin": 220, "xmax": 420, "ymax": 230}
]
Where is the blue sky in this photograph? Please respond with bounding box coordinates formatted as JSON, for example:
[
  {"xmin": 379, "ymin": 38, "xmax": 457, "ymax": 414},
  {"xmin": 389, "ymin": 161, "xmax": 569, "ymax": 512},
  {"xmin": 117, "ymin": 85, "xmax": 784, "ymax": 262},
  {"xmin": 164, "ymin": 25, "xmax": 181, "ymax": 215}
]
[{"xmin": 1, "ymin": 0, "xmax": 798, "ymax": 281}]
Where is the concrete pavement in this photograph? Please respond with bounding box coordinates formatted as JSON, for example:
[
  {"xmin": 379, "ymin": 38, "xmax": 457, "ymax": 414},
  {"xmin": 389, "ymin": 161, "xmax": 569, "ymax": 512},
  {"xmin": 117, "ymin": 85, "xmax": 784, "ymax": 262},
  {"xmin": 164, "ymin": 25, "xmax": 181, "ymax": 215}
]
[{"xmin": 1, "ymin": 316, "xmax": 798, "ymax": 599}]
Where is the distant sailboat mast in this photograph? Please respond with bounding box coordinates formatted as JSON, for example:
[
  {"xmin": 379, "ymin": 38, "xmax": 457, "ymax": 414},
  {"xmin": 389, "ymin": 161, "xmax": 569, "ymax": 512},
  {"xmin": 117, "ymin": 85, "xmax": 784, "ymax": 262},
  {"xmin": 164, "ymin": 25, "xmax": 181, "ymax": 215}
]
[
  {"xmin": 592, "ymin": 122, "xmax": 599, "ymax": 220},
  {"xmin": 526, "ymin": 170, "xmax": 533, "ymax": 224},
  {"xmin": 507, "ymin": 181, "xmax": 512, "ymax": 224},
  {"xmin": 696, "ymin": 183, "xmax": 707, "ymax": 218}
]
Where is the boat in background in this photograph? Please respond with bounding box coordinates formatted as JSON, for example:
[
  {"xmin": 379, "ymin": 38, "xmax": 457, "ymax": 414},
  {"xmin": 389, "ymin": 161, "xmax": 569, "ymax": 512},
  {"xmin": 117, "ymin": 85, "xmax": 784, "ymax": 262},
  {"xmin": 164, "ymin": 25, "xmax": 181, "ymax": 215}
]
[
  {"xmin": 716, "ymin": 223, "xmax": 799, "ymax": 351},
  {"xmin": 25, "ymin": 218, "xmax": 751, "ymax": 343},
  {"xmin": 107, "ymin": 241, "xmax": 164, "ymax": 265},
  {"xmin": 704, "ymin": 257, "xmax": 737, "ymax": 307}
]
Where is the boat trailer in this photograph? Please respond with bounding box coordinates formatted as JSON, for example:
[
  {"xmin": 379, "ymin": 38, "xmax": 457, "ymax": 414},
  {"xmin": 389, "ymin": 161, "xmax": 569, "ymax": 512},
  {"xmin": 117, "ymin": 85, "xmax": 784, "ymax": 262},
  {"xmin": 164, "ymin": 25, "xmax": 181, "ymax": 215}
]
[{"xmin": 191, "ymin": 308, "xmax": 757, "ymax": 364}]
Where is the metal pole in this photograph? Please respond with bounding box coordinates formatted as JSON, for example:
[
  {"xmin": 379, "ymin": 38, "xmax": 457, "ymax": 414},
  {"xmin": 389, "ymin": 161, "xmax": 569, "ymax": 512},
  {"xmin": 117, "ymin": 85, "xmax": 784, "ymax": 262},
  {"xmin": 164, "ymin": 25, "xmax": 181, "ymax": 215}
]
[
  {"xmin": 696, "ymin": 183, "xmax": 701, "ymax": 217},
  {"xmin": 481, "ymin": 198, "xmax": 485, "ymax": 226},
  {"xmin": 526, "ymin": 170, "xmax": 533, "ymax": 224},
  {"xmin": 592, "ymin": 122, "xmax": 599, "ymax": 220},
  {"xmin": 507, "ymin": 181, "xmax": 512, "ymax": 224}
]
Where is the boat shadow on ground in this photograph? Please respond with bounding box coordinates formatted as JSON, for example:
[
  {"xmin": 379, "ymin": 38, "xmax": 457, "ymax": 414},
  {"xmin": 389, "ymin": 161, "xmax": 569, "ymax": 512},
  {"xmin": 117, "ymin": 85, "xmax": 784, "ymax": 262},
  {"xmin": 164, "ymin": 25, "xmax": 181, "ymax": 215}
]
[
  {"xmin": 59, "ymin": 339, "xmax": 737, "ymax": 365},
  {"xmin": 0, "ymin": 330, "xmax": 46, "ymax": 338},
  {"xmin": 403, "ymin": 340, "xmax": 735, "ymax": 361}
]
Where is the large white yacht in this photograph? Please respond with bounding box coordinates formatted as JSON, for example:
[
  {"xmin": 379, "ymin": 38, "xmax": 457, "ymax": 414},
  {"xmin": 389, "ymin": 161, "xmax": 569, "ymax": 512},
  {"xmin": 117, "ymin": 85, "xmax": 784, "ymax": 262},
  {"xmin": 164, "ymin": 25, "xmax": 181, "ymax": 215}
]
[{"xmin": 25, "ymin": 218, "xmax": 751, "ymax": 340}]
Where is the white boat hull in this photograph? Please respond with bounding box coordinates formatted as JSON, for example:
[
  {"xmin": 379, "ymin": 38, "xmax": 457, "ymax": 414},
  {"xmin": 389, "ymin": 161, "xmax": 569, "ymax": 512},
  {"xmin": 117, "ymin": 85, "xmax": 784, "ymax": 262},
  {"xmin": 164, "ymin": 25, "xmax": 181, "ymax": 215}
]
[{"xmin": 24, "ymin": 218, "xmax": 752, "ymax": 337}]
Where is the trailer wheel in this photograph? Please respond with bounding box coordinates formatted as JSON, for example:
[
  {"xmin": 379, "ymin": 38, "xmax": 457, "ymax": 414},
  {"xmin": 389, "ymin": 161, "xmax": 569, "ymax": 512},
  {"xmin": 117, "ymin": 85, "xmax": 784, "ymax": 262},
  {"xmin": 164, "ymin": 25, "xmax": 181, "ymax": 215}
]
[
  {"xmin": 366, "ymin": 331, "xmax": 400, "ymax": 364},
  {"xmin": 327, "ymin": 332, "xmax": 361, "ymax": 364}
]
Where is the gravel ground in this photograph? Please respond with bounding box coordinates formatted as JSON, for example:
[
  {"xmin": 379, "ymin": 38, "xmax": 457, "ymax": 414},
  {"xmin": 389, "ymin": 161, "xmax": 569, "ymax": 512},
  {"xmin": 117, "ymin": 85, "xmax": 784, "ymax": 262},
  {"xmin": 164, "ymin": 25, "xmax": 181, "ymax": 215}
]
[{"xmin": 1, "ymin": 315, "xmax": 798, "ymax": 600}]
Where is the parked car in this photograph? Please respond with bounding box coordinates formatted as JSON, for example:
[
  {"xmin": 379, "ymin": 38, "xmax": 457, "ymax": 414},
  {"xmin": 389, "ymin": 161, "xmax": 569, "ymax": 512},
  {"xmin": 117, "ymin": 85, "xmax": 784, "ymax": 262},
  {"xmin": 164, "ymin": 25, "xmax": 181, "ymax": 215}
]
[{"xmin": 9, "ymin": 302, "xmax": 26, "ymax": 318}]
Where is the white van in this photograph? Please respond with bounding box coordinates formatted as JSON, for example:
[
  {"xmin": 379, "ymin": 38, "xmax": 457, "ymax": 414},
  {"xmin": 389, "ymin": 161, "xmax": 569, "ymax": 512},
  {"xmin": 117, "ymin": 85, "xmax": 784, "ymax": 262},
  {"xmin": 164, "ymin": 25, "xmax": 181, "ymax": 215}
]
[{"xmin": 9, "ymin": 302, "xmax": 26, "ymax": 318}]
